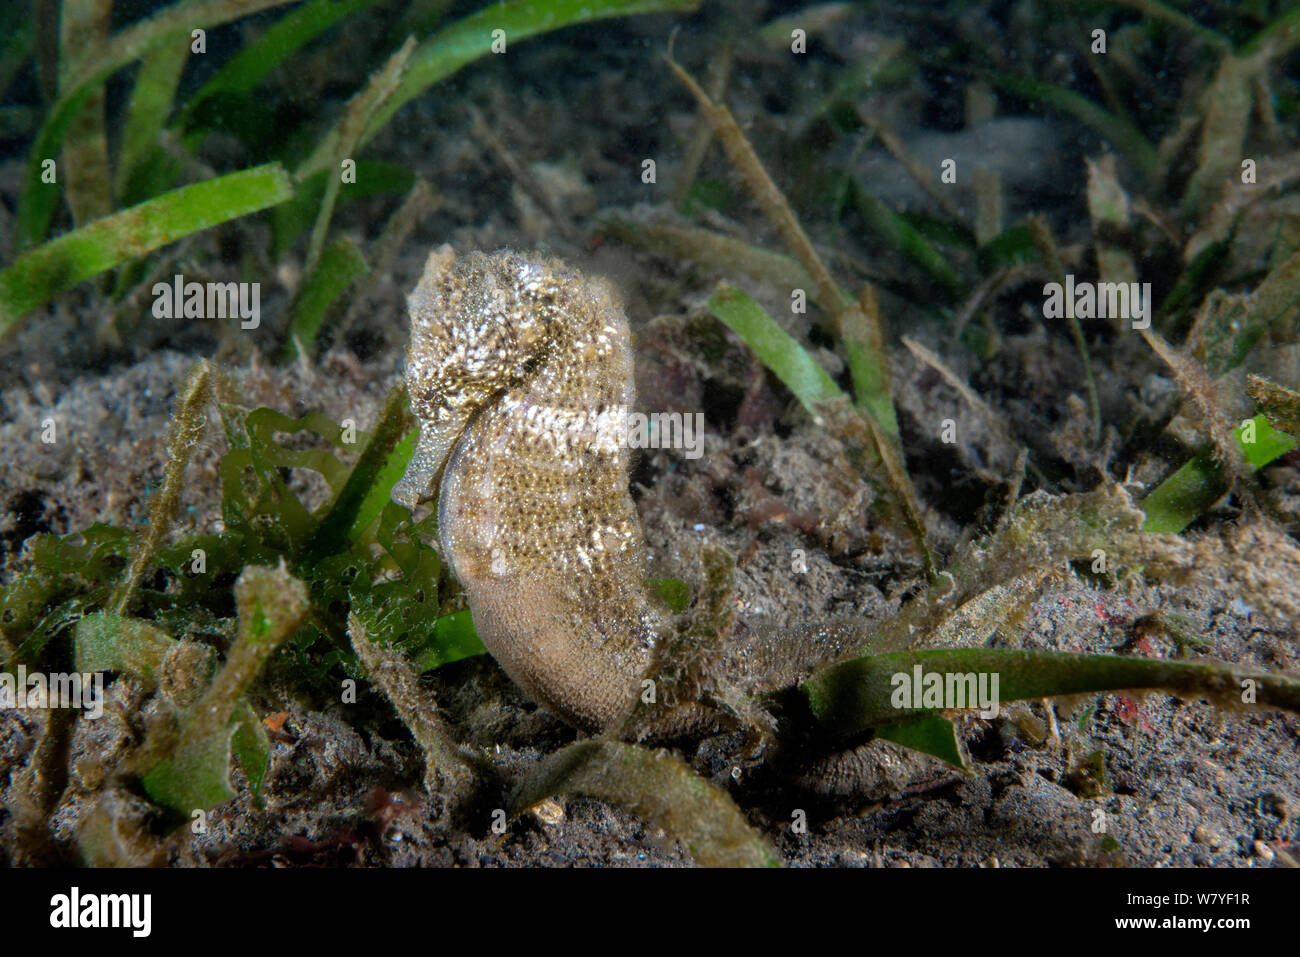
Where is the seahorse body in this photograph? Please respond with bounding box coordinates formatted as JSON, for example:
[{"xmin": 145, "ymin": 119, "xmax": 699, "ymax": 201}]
[{"xmin": 392, "ymin": 247, "xmax": 662, "ymax": 732}]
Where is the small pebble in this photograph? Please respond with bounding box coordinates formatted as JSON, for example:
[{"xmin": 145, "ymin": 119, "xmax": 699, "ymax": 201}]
[
  {"xmin": 530, "ymin": 798, "xmax": 565, "ymax": 826},
  {"xmin": 1193, "ymin": 824, "xmax": 1223, "ymax": 849},
  {"xmin": 1253, "ymin": 841, "xmax": 1274, "ymax": 862}
]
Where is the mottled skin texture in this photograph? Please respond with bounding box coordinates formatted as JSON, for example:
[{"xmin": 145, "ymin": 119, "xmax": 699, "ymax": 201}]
[{"xmin": 392, "ymin": 247, "xmax": 662, "ymax": 732}]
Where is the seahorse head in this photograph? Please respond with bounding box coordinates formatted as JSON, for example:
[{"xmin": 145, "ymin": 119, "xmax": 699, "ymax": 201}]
[{"xmin": 392, "ymin": 246, "xmax": 568, "ymax": 510}]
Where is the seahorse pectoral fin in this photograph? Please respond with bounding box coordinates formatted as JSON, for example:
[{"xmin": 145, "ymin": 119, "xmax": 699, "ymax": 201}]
[{"xmin": 391, "ymin": 418, "xmax": 464, "ymax": 510}]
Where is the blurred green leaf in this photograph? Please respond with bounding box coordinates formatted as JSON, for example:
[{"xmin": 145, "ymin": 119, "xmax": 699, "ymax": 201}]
[
  {"xmin": 977, "ymin": 70, "xmax": 1158, "ymax": 183},
  {"xmin": 141, "ymin": 725, "xmax": 237, "ymax": 813},
  {"xmin": 301, "ymin": 0, "xmax": 702, "ymax": 176},
  {"xmin": 803, "ymin": 647, "xmax": 1300, "ymax": 740},
  {"xmin": 283, "ymin": 237, "xmax": 369, "ymax": 360},
  {"xmin": 647, "ymin": 578, "xmax": 691, "ymax": 614},
  {"xmin": 179, "ymin": 0, "xmax": 377, "ymax": 141},
  {"xmin": 116, "ymin": 41, "xmax": 188, "ymax": 204},
  {"xmin": 74, "ymin": 612, "xmax": 178, "ymax": 688},
  {"xmin": 271, "ymin": 160, "xmax": 414, "ymax": 259},
  {"xmin": 416, "ymin": 610, "xmax": 485, "ymax": 672},
  {"xmin": 512, "ymin": 740, "xmax": 778, "ymax": 867},
  {"xmin": 231, "ymin": 701, "xmax": 272, "ymax": 806},
  {"xmin": 17, "ymin": 0, "xmax": 297, "ymax": 245},
  {"xmin": 1, "ymin": 163, "xmax": 294, "ymax": 335},
  {"xmin": 1141, "ymin": 415, "xmax": 1297, "ymax": 533},
  {"xmin": 1, "ymin": 525, "xmax": 134, "ymax": 662},
  {"xmin": 978, "ymin": 224, "xmax": 1036, "ymax": 272},
  {"xmin": 850, "ymin": 182, "xmax": 964, "ymax": 299},
  {"xmin": 876, "ymin": 714, "xmax": 966, "ymax": 769},
  {"xmin": 708, "ymin": 282, "xmax": 844, "ymax": 414},
  {"xmin": 302, "ymin": 385, "xmax": 414, "ymax": 564}
]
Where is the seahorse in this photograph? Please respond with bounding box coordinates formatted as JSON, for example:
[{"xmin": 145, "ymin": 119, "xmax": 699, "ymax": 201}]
[{"xmin": 391, "ymin": 246, "xmax": 664, "ymax": 732}]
